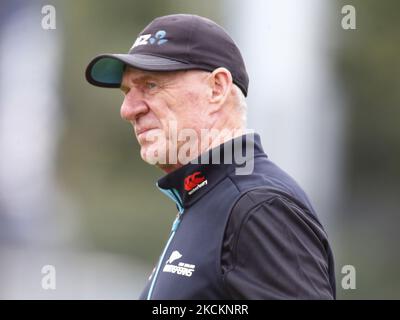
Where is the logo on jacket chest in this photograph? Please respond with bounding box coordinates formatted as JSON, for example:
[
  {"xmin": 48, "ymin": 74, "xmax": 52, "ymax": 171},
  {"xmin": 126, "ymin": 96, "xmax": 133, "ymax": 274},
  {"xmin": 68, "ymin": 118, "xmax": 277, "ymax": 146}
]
[
  {"xmin": 184, "ymin": 172, "xmax": 207, "ymax": 195},
  {"xmin": 162, "ymin": 250, "xmax": 196, "ymax": 277}
]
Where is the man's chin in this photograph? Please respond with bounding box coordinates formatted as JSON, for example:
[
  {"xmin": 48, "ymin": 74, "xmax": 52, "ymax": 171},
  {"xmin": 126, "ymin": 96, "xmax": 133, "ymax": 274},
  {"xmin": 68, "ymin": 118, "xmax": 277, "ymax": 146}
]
[
  {"xmin": 139, "ymin": 145, "xmax": 182, "ymax": 173},
  {"xmin": 140, "ymin": 144, "xmax": 167, "ymax": 166}
]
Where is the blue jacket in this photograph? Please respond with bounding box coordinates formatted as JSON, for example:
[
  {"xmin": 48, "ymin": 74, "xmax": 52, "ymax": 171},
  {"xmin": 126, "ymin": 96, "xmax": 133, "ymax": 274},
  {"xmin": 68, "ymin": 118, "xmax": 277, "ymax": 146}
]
[{"xmin": 139, "ymin": 133, "xmax": 336, "ymax": 299}]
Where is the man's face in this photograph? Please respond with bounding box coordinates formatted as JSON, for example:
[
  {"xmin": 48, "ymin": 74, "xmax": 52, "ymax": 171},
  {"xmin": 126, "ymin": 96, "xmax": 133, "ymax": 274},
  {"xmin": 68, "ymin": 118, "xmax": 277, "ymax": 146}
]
[{"xmin": 120, "ymin": 66, "xmax": 211, "ymax": 170}]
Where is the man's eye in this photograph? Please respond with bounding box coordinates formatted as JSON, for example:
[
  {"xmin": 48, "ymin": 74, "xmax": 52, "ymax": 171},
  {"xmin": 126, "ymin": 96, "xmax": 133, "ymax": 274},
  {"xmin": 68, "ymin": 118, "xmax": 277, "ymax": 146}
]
[{"xmin": 145, "ymin": 82, "xmax": 157, "ymax": 89}]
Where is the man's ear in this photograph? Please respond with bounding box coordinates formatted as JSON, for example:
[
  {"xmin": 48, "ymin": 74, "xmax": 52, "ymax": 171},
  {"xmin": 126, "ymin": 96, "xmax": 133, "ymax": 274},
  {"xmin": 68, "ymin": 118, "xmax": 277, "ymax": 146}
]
[{"xmin": 208, "ymin": 67, "xmax": 233, "ymax": 106}]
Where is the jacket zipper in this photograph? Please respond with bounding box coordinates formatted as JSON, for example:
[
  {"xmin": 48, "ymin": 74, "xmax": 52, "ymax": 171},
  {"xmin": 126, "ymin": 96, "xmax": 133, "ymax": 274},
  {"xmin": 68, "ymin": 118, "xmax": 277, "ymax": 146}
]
[{"xmin": 147, "ymin": 185, "xmax": 184, "ymax": 300}]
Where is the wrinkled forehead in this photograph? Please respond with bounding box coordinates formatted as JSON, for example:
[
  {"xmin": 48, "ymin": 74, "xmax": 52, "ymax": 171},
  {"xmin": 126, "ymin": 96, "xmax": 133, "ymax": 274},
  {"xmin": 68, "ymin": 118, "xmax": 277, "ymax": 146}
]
[{"xmin": 122, "ymin": 65, "xmax": 209, "ymax": 82}]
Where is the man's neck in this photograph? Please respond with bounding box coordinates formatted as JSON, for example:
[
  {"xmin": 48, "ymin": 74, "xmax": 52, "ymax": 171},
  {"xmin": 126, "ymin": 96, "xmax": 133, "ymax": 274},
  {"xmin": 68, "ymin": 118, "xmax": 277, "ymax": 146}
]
[{"xmin": 158, "ymin": 127, "xmax": 245, "ymax": 174}]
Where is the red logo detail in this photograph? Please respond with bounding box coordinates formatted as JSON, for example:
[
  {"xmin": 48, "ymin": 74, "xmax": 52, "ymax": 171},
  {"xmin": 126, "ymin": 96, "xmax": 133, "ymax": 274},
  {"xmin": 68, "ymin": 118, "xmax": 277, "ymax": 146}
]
[{"xmin": 184, "ymin": 172, "xmax": 206, "ymax": 191}]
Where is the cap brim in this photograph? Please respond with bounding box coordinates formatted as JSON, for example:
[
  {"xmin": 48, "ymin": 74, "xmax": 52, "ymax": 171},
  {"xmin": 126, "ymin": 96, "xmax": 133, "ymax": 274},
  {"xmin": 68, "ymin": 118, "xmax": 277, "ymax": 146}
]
[{"xmin": 85, "ymin": 54, "xmax": 193, "ymax": 88}]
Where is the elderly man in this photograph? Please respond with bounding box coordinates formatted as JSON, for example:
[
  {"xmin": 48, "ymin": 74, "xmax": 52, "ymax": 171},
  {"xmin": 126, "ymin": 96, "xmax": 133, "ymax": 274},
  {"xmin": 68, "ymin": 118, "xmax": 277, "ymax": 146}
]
[{"xmin": 86, "ymin": 14, "xmax": 336, "ymax": 300}]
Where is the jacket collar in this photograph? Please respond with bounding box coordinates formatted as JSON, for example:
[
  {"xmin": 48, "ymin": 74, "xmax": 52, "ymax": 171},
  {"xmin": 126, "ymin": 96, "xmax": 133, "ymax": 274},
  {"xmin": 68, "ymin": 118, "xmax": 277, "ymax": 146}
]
[{"xmin": 156, "ymin": 132, "xmax": 266, "ymax": 210}]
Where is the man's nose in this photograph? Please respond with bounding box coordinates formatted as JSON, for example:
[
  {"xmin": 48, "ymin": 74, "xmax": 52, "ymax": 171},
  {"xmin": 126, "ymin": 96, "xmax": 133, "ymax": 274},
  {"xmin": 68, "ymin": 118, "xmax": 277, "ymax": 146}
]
[{"xmin": 120, "ymin": 89, "xmax": 149, "ymax": 121}]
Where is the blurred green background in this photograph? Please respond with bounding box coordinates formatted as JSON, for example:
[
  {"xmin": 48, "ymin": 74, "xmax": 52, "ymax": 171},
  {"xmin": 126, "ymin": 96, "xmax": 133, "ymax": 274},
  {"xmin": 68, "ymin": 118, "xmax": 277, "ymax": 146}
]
[
  {"xmin": 42, "ymin": 0, "xmax": 400, "ymax": 299},
  {"xmin": 0, "ymin": 0, "xmax": 399, "ymax": 299},
  {"xmin": 334, "ymin": 0, "xmax": 400, "ymax": 299}
]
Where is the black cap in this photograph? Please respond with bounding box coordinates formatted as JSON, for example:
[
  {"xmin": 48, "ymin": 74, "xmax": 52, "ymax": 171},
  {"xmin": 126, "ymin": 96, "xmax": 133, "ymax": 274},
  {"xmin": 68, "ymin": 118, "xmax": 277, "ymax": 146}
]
[{"xmin": 85, "ymin": 14, "xmax": 249, "ymax": 96}]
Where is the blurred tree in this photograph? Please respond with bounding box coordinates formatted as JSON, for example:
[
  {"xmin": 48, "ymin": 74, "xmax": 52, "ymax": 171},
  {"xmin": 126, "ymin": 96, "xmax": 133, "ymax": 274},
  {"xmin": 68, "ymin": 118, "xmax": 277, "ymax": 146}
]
[
  {"xmin": 335, "ymin": 0, "xmax": 400, "ymax": 299},
  {"xmin": 337, "ymin": 0, "xmax": 400, "ymax": 191}
]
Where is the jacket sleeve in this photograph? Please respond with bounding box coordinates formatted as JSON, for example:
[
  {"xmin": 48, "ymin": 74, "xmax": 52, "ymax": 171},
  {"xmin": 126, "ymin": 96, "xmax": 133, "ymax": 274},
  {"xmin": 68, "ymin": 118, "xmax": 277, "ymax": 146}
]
[{"xmin": 221, "ymin": 189, "xmax": 335, "ymax": 299}]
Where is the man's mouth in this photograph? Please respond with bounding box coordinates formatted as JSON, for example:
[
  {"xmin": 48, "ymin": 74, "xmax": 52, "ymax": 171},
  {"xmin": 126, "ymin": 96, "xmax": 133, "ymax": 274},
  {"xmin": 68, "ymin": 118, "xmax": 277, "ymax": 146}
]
[
  {"xmin": 136, "ymin": 128, "xmax": 160, "ymax": 141},
  {"xmin": 136, "ymin": 127, "xmax": 154, "ymax": 135}
]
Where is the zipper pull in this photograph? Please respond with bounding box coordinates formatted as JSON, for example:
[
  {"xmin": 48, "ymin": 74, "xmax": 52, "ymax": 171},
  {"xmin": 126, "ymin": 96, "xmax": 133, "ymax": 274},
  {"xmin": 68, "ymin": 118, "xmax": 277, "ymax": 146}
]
[{"xmin": 171, "ymin": 212, "xmax": 181, "ymax": 232}]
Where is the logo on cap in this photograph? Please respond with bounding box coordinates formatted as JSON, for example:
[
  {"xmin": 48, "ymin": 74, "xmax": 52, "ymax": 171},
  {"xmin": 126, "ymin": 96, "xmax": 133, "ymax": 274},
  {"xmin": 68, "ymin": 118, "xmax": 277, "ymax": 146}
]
[
  {"xmin": 131, "ymin": 30, "xmax": 168, "ymax": 49},
  {"xmin": 184, "ymin": 172, "xmax": 207, "ymax": 195}
]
